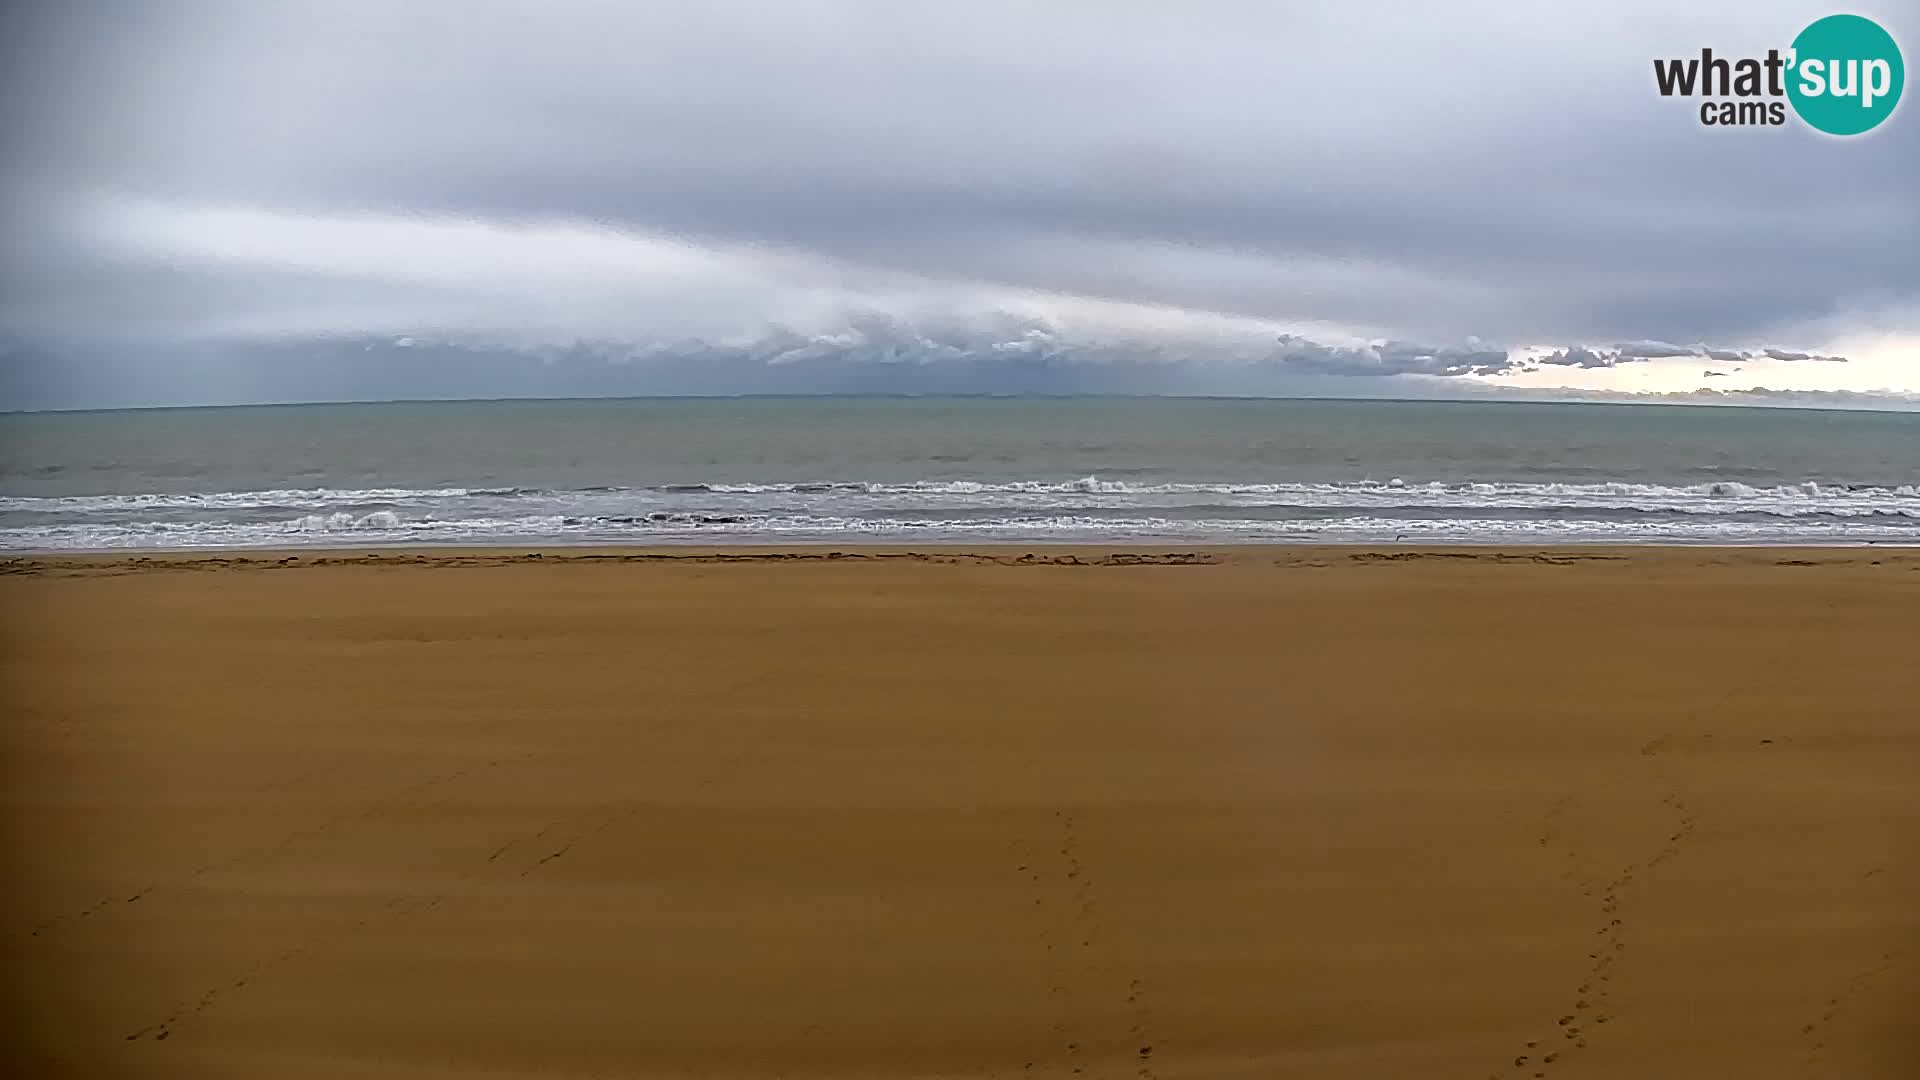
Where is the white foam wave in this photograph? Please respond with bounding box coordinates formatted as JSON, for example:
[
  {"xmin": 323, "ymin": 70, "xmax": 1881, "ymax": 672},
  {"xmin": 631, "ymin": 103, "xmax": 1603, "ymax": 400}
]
[
  {"xmin": 7, "ymin": 477, "xmax": 1916, "ymax": 516},
  {"xmin": 6, "ymin": 474, "xmax": 1920, "ymax": 552},
  {"xmin": 291, "ymin": 510, "xmax": 405, "ymax": 532},
  {"xmin": 668, "ymin": 477, "xmax": 1920, "ymax": 520},
  {"xmin": 6, "ymin": 507, "xmax": 1916, "ymax": 554},
  {"xmin": 690, "ymin": 477, "xmax": 1920, "ymax": 501},
  {"xmin": 0, "ymin": 487, "xmax": 515, "ymax": 513}
]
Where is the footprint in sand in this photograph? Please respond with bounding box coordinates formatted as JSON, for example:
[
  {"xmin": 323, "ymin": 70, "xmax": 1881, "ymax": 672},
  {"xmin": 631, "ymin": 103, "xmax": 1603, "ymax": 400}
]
[
  {"xmin": 1799, "ymin": 949, "xmax": 1900, "ymax": 1072},
  {"xmin": 1504, "ymin": 784, "xmax": 1696, "ymax": 1076},
  {"xmin": 1019, "ymin": 810, "xmax": 1161, "ymax": 1078}
]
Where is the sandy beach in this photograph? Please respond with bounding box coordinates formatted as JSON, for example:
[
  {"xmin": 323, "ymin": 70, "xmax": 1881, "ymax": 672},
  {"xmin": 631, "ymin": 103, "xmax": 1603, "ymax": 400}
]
[{"xmin": 3, "ymin": 546, "xmax": 1916, "ymax": 1079}]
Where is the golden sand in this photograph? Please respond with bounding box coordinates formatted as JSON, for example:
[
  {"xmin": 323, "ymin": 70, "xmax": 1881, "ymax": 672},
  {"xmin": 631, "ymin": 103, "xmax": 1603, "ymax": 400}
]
[{"xmin": 4, "ymin": 547, "xmax": 1916, "ymax": 1078}]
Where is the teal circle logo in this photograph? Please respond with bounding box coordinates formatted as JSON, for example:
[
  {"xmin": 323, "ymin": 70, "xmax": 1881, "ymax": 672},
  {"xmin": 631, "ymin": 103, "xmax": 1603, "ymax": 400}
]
[{"xmin": 1787, "ymin": 14, "xmax": 1904, "ymax": 135}]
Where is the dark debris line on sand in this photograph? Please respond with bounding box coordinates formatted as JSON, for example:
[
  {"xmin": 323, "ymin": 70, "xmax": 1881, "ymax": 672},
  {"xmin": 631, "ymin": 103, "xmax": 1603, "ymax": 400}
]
[
  {"xmin": 7, "ymin": 550, "xmax": 1916, "ymax": 578},
  {"xmin": 0, "ymin": 550, "xmax": 1223, "ymax": 577},
  {"xmin": 1345, "ymin": 552, "xmax": 1628, "ymax": 565}
]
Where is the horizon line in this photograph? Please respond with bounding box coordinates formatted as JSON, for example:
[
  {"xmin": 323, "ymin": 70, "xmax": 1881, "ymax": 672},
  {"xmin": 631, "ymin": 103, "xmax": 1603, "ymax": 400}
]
[{"xmin": 5, "ymin": 390, "xmax": 1919, "ymax": 420}]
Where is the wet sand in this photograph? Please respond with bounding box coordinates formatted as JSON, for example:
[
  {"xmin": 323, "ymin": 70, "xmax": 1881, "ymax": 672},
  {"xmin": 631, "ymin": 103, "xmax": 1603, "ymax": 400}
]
[{"xmin": 4, "ymin": 546, "xmax": 1917, "ymax": 1078}]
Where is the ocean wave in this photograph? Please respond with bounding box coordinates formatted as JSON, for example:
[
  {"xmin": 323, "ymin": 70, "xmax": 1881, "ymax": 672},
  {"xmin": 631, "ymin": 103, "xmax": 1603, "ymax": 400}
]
[
  {"xmin": 652, "ymin": 477, "xmax": 1920, "ymax": 501},
  {"xmin": 6, "ymin": 507, "xmax": 1916, "ymax": 553},
  {"xmin": 6, "ymin": 476, "xmax": 1917, "ymax": 515},
  {"xmin": 5, "ymin": 473, "xmax": 1920, "ymax": 552},
  {"xmin": 642, "ymin": 477, "xmax": 1920, "ymax": 517},
  {"xmin": 0, "ymin": 486, "xmax": 530, "ymax": 513},
  {"xmin": 291, "ymin": 510, "xmax": 406, "ymax": 531}
]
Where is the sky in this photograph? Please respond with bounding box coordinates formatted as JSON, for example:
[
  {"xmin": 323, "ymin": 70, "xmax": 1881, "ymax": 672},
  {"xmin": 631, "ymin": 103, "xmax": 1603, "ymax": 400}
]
[{"xmin": 0, "ymin": 0, "xmax": 1915, "ymax": 410}]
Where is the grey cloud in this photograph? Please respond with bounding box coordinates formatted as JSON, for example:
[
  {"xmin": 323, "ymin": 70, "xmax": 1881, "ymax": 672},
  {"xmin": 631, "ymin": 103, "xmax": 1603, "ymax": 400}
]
[
  {"xmin": 1537, "ymin": 343, "xmax": 1847, "ymax": 369},
  {"xmin": 474, "ymin": 321, "xmax": 1530, "ymax": 381},
  {"xmin": 0, "ymin": 317, "xmax": 1524, "ymax": 410},
  {"xmin": 514, "ymin": 322, "xmax": 1524, "ymax": 379},
  {"xmin": 7, "ymin": 328, "xmax": 1913, "ymax": 413},
  {"xmin": 1662, "ymin": 386, "xmax": 1916, "ymax": 409},
  {"xmin": 1612, "ymin": 341, "xmax": 1701, "ymax": 360},
  {"xmin": 1762, "ymin": 348, "xmax": 1847, "ymax": 362},
  {"xmin": 0, "ymin": 331, "xmax": 1511, "ymax": 411},
  {"xmin": 1607, "ymin": 342, "xmax": 1837, "ymax": 363},
  {"xmin": 0, "ymin": 1, "xmax": 1909, "ymax": 409},
  {"xmin": 1537, "ymin": 347, "xmax": 1618, "ymax": 369},
  {"xmin": 1272, "ymin": 336, "xmax": 1517, "ymax": 377},
  {"xmin": 34, "ymin": 317, "xmax": 1862, "ymax": 413},
  {"xmin": 1439, "ymin": 380, "xmax": 1920, "ymax": 412}
]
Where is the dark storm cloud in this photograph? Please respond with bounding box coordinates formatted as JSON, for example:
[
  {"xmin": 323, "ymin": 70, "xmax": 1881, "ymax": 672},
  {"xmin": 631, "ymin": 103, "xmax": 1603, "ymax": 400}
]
[{"xmin": 0, "ymin": 1, "xmax": 1913, "ymax": 408}]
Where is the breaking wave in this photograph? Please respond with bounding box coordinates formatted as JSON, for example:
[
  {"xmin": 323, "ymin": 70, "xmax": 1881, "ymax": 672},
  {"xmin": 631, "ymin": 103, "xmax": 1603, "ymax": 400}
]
[
  {"xmin": 291, "ymin": 510, "xmax": 405, "ymax": 531},
  {"xmin": 5, "ymin": 477, "xmax": 1918, "ymax": 512},
  {"xmin": 0, "ymin": 487, "xmax": 531, "ymax": 514},
  {"xmin": 4, "ymin": 474, "xmax": 1917, "ymax": 551}
]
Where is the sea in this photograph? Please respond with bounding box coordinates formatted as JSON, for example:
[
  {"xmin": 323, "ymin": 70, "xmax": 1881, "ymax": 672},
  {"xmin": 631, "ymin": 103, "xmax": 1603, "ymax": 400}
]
[{"xmin": 2, "ymin": 397, "xmax": 1916, "ymax": 551}]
